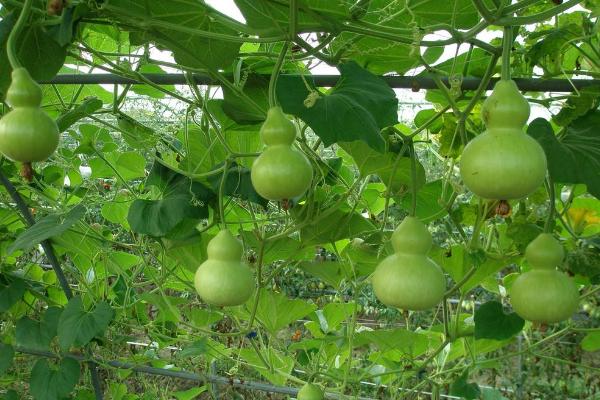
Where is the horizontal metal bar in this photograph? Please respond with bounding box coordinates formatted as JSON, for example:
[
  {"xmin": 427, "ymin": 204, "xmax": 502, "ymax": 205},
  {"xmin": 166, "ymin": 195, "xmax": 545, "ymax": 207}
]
[
  {"xmin": 14, "ymin": 346, "xmax": 372, "ymax": 400},
  {"xmin": 41, "ymin": 73, "xmax": 598, "ymax": 92}
]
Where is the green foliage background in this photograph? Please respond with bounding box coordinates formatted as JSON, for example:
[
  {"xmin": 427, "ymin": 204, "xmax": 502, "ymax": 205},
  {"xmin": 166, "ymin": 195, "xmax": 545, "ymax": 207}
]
[{"xmin": 0, "ymin": 1, "xmax": 600, "ymax": 399}]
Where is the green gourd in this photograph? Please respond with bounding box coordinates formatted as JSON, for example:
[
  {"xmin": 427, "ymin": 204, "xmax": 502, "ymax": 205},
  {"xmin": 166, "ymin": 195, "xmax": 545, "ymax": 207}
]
[
  {"xmin": 251, "ymin": 106, "xmax": 313, "ymax": 201},
  {"xmin": 459, "ymin": 80, "xmax": 547, "ymax": 200},
  {"xmin": 297, "ymin": 383, "xmax": 324, "ymax": 400},
  {"xmin": 194, "ymin": 230, "xmax": 255, "ymax": 307},
  {"xmin": 509, "ymin": 233, "xmax": 579, "ymax": 323},
  {"xmin": 0, "ymin": 68, "xmax": 59, "ymax": 162},
  {"xmin": 371, "ymin": 217, "xmax": 446, "ymax": 310}
]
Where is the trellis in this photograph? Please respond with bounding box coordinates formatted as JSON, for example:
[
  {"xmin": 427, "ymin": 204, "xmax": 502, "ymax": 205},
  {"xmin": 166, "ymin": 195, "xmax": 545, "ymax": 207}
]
[
  {"xmin": 4, "ymin": 72, "xmax": 597, "ymax": 400},
  {"xmin": 43, "ymin": 73, "xmax": 598, "ymax": 92}
]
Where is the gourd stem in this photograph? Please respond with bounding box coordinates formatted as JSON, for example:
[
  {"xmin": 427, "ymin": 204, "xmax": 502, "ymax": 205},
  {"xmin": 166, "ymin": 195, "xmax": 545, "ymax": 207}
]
[
  {"xmin": 501, "ymin": 25, "xmax": 513, "ymax": 81},
  {"xmin": 218, "ymin": 160, "xmax": 231, "ymax": 228},
  {"xmin": 268, "ymin": 42, "xmax": 289, "ymax": 108},
  {"xmin": 543, "ymin": 176, "xmax": 556, "ymax": 233},
  {"xmin": 408, "ymin": 139, "xmax": 418, "ymax": 217},
  {"xmin": 6, "ymin": 0, "xmax": 34, "ymax": 69}
]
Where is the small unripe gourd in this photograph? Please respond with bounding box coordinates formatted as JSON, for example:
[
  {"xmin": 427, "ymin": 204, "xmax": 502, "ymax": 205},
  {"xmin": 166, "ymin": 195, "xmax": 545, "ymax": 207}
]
[
  {"xmin": 509, "ymin": 233, "xmax": 579, "ymax": 323},
  {"xmin": 459, "ymin": 80, "xmax": 547, "ymax": 200},
  {"xmin": 371, "ymin": 217, "xmax": 446, "ymax": 310},
  {"xmin": 0, "ymin": 68, "xmax": 59, "ymax": 162},
  {"xmin": 194, "ymin": 230, "xmax": 255, "ymax": 307},
  {"xmin": 251, "ymin": 106, "xmax": 313, "ymax": 201},
  {"xmin": 297, "ymin": 383, "xmax": 324, "ymax": 400}
]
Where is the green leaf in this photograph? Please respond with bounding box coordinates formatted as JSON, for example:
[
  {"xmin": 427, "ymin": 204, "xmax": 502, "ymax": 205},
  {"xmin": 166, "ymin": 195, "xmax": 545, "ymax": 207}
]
[
  {"xmin": 103, "ymin": 0, "xmax": 241, "ymax": 69},
  {"xmin": 0, "ymin": 17, "xmax": 68, "ymax": 99},
  {"xmin": 56, "ymin": 97, "xmax": 103, "ymax": 132},
  {"xmin": 173, "ymin": 387, "xmax": 207, "ymax": 400},
  {"xmin": 315, "ymin": 303, "xmax": 355, "ymax": 333},
  {"xmin": 101, "ymin": 191, "xmax": 132, "ymax": 229},
  {"xmin": 339, "ymin": 142, "xmax": 425, "ymax": 192},
  {"xmin": 8, "ymin": 205, "xmax": 86, "ymax": 254},
  {"xmin": 331, "ymin": 33, "xmax": 443, "ymax": 75},
  {"xmin": 0, "ymin": 278, "xmax": 26, "ymax": 312},
  {"xmin": 222, "ymin": 74, "xmax": 269, "ymax": 123},
  {"xmin": 581, "ymin": 331, "xmax": 600, "ymax": 352},
  {"xmin": 277, "ymin": 61, "xmax": 397, "ymax": 152},
  {"xmin": 0, "ymin": 343, "xmax": 14, "ymax": 376},
  {"xmin": 128, "ymin": 161, "xmax": 214, "ymax": 237},
  {"xmin": 89, "ymin": 151, "xmax": 146, "ymax": 181},
  {"xmin": 364, "ymin": 0, "xmax": 480, "ymax": 30},
  {"xmin": 252, "ymin": 289, "xmax": 317, "ymax": 334},
  {"xmin": 528, "ymin": 115, "xmax": 600, "ymax": 199},
  {"xmin": 553, "ymin": 86, "xmax": 600, "ymax": 127},
  {"xmin": 356, "ymin": 329, "xmax": 430, "ymax": 357},
  {"xmin": 16, "ymin": 307, "xmax": 62, "ymax": 351},
  {"xmin": 474, "ymin": 301, "xmax": 524, "ymax": 340},
  {"xmin": 179, "ymin": 338, "xmax": 209, "ymax": 358},
  {"xmin": 57, "ymin": 297, "xmax": 114, "ymax": 350},
  {"xmin": 72, "ymin": 124, "xmax": 114, "ymax": 155},
  {"xmin": 526, "ymin": 24, "xmax": 581, "ymax": 75},
  {"xmin": 240, "ymin": 232, "xmax": 312, "ymax": 265},
  {"xmin": 1, "ymin": 390, "xmax": 18, "ymax": 400},
  {"xmin": 400, "ymin": 180, "xmax": 454, "ymax": 223},
  {"xmin": 130, "ymin": 64, "xmax": 176, "ymax": 99},
  {"xmin": 449, "ymin": 370, "xmax": 481, "ymax": 400},
  {"xmin": 299, "ymin": 261, "xmax": 352, "ymax": 289},
  {"xmin": 207, "ymin": 162, "xmax": 268, "ymax": 208},
  {"xmin": 234, "ymin": 0, "xmax": 351, "ymax": 36},
  {"xmin": 30, "ymin": 357, "xmax": 80, "ymax": 400},
  {"xmin": 117, "ymin": 113, "xmax": 158, "ymax": 149},
  {"xmin": 430, "ymin": 48, "xmax": 494, "ymax": 78},
  {"xmin": 138, "ymin": 293, "xmax": 184, "ymax": 323},
  {"xmin": 292, "ymin": 204, "xmax": 377, "ymax": 246},
  {"xmin": 414, "ymin": 109, "xmax": 444, "ymax": 133},
  {"xmin": 238, "ymin": 347, "xmax": 294, "ymax": 386}
]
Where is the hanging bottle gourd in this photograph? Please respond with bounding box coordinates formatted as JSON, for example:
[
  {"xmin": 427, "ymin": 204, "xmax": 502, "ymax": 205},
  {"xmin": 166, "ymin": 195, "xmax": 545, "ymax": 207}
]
[
  {"xmin": 0, "ymin": 68, "xmax": 59, "ymax": 169},
  {"xmin": 371, "ymin": 216, "xmax": 446, "ymax": 310},
  {"xmin": 509, "ymin": 233, "xmax": 579, "ymax": 323},
  {"xmin": 194, "ymin": 230, "xmax": 255, "ymax": 307},
  {"xmin": 459, "ymin": 79, "xmax": 547, "ymax": 200},
  {"xmin": 251, "ymin": 106, "xmax": 313, "ymax": 201},
  {"xmin": 297, "ymin": 383, "xmax": 324, "ymax": 400}
]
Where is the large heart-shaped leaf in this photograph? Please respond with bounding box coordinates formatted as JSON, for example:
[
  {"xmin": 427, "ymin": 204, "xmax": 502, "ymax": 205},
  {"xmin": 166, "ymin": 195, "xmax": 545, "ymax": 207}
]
[
  {"xmin": 29, "ymin": 357, "xmax": 80, "ymax": 400},
  {"xmin": 277, "ymin": 61, "xmax": 397, "ymax": 152},
  {"xmin": 474, "ymin": 301, "xmax": 524, "ymax": 340},
  {"xmin": 128, "ymin": 161, "xmax": 215, "ymax": 237},
  {"xmin": 528, "ymin": 115, "xmax": 600, "ymax": 199},
  {"xmin": 57, "ymin": 296, "xmax": 114, "ymax": 350},
  {"xmin": 102, "ymin": 0, "xmax": 240, "ymax": 69},
  {"xmin": 8, "ymin": 206, "xmax": 86, "ymax": 254}
]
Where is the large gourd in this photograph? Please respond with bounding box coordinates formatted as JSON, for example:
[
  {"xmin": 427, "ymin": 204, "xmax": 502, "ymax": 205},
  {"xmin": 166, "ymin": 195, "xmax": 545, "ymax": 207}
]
[
  {"xmin": 509, "ymin": 233, "xmax": 579, "ymax": 323},
  {"xmin": 0, "ymin": 68, "xmax": 59, "ymax": 162},
  {"xmin": 371, "ymin": 217, "xmax": 446, "ymax": 310},
  {"xmin": 251, "ymin": 106, "xmax": 313, "ymax": 201},
  {"xmin": 194, "ymin": 230, "xmax": 255, "ymax": 307},
  {"xmin": 459, "ymin": 80, "xmax": 547, "ymax": 200}
]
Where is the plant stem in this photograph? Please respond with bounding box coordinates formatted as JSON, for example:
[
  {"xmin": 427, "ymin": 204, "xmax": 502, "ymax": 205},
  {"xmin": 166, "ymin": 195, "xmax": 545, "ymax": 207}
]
[
  {"xmin": 268, "ymin": 42, "xmax": 290, "ymax": 108},
  {"xmin": 501, "ymin": 26, "xmax": 513, "ymax": 81},
  {"xmin": 6, "ymin": 0, "xmax": 33, "ymax": 69},
  {"xmin": 544, "ymin": 176, "xmax": 556, "ymax": 233},
  {"xmin": 408, "ymin": 140, "xmax": 418, "ymax": 217}
]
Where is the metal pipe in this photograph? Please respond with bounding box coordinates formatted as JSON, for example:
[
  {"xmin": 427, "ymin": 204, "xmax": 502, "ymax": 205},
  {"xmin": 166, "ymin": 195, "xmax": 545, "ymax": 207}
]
[
  {"xmin": 42, "ymin": 73, "xmax": 597, "ymax": 92},
  {"xmin": 14, "ymin": 347, "xmax": 372, "ymax": 400}
]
